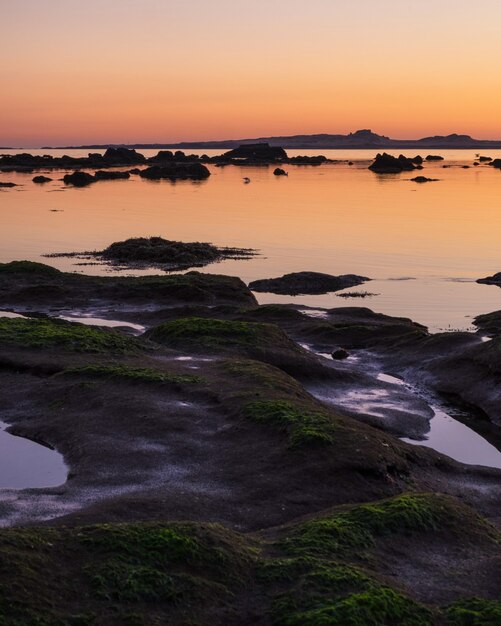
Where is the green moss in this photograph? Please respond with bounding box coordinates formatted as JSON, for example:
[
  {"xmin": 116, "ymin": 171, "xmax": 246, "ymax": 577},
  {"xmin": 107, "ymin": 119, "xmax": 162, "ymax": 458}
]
[
  {"xmin": 0, "ymin": 318, "xmax": 139, "ymax": 354},
  {"xmin": 273, "ymin": 586, "xmax": 433, "ymax": 626},
  {"xmin": 243, "ymin": 399, "xmax": 335, "ymax": 448},
  {"xmin": 222, "ymin": 360, "xmax": 307, "ymax": 396},
  {"xmin": 446, "ymin": 598, "xmax": 501, "ymax": 625},
  {"xmin": 63, "ymin": 364, "xmax": 203, "ymax": 385},
  {"xmin": 282, "ymin": 494, "xmax": 474, "ymax": 558},
  {"xmin": 146, "ymin": 317, "xmax": 299, "ymax": 355},
  {"xmin": 0, "ymin": 260, "xmax": 60, "ymax": 275}
]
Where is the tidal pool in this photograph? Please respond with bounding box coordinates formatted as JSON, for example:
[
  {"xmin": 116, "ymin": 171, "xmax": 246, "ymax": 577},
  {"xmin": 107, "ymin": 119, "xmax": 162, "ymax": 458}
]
[{"xmin": 0, "ymin": 421, "xmax": 67, "ymax": 489}]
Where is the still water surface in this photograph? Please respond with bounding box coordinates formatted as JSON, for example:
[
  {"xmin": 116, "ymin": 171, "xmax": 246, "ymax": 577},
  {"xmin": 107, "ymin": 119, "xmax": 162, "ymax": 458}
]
[{"xmin": 1, "ymin": 148, "xmax": 501, "ymax": 330}]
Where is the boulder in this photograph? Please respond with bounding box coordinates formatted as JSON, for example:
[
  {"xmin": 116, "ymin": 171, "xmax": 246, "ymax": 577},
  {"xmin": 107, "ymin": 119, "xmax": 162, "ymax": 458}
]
[
  {"xmin": 63, "ymin": 171, "xmax": 95, "ymax": 187},
  {"xmin": 32, "ymin": 175, "xmax": 52, "ymax": 184},
  {"xmin": 425, "ymin": 155, "xmax": 444, "ymax": 161},
  {"xmin": 368, "ymin": 153, "xmax": 416, "ymax": 173},
  {"xmin": 102, "ymin": 147, "xmax": 146, "ymax": 164},
  {"xmin": 273, "ymin": 168, "xmax": 288, "ymax": 176}
]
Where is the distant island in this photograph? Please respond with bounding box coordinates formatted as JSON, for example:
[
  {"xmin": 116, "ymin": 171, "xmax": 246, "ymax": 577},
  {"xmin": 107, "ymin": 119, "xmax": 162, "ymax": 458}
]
[{"xmin": 48, "ymin": 129, "xmax": 501, "ymax": 150}]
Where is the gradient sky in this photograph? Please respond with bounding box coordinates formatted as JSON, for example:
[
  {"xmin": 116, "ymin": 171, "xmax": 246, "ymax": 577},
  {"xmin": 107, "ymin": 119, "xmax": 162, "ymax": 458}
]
[{"xmin": 2, "ymin": 0, "xmax": 501, "ymax": 146}]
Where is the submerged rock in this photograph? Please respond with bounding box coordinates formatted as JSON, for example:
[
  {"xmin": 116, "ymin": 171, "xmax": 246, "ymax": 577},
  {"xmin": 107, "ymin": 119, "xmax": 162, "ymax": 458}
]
[
  {"xmin": 0, "ymin": 181, "xmax": 17, "ymax": 187},
  {"xmin": 425, "ymin": 155, "xmax": 444, "ymax": 161},
  {"xmin": 249, "ymin": 271, "xmax": 370, "ymax": 295}
]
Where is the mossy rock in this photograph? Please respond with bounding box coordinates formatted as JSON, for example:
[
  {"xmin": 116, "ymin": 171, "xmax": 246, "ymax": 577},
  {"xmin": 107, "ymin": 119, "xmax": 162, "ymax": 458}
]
[
  {"xmin": 445, "ymin": 598, "xmax": 501, "ymax": 625},
  {"xmin": 146, "ymin": 317, "xmax": 290, "ymax": 350},
  {"xmin": 0, "ymin": 260, "xmax": 61, "ymax": 275},
  {"xmin": 243, "ymin": 399, "xmax": 336, "ymax": 448},
  {"xmin": 281, "ymin": 493, "xmax": 498, "ymax": 559},
  {"xmin": 62, "ymin": 364, "xmax": 203, "ymax": 385},
  {"xmin": 0, "ymin": 318, "xmax": 140, "ymax": 354}
]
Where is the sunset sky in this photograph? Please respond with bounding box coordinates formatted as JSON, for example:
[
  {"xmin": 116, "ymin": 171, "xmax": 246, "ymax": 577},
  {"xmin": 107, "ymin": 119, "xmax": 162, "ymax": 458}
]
[{"xmin": 2, "ymin": 0, "xmax": 501, "ymax": 146}]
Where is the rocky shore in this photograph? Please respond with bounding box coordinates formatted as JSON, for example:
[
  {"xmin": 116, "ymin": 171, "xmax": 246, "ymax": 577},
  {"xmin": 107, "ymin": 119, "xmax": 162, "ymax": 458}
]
[{"xmin": 0, "ymin": 260, "xmax": 500, "ymax": 623}]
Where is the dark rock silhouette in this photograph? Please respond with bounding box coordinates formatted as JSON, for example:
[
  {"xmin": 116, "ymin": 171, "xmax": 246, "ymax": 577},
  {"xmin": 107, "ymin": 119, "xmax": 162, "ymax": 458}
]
[
  {"xmin": 477, "ymin": 272, "xmax": 501, "ymax": 286},
  {"xmin": 102, "ymin": 147, "xmax": 146, "ymax": 165},
  {"xmin": 32, "ymin": 175, "xmax": 52, "ymax": 183},
  {"xmin": 63, "ymin": 171, "xmax": 95, "ymax": 187},
  {"xmin": 273, "ymin": 168, "xmax": 288, "ymax": 176},
  {"xmin": 369, "ymin": 153, "xmax": 416, "ymax": 173},
  {"xmin": 479, "ymin": 156, "xmax": 492, "ymax": 162},
  {"xmin": 139, "ymin": 163, "xmax": 210, "ymax": 180},
  {"xmin": 94, "ymin": 236, "xmax": 255, "ymax": 270},
  {"xmin": 249, "ymin": 271, "xmax": 370, "ymax": 295},
  {"xmin": 489, "ymin": 159, "xmax": 501, "ymax": 169},
  {"xmin": 222, "ymin": 143, "xmax": 287, "ymax": 160},
  {"xmin": 410, "ymin": 176, "xmax": 438, "ymax": 183},
  {"xmin": 94, "ymin": 170, "xmax": 131, "ymax": 180},
  {"xmin": 425, "ymin": 155, "xmax": 444, "ymax": 161},
  {"xmin": 0, "ymin": 181, "xmax": 17, "ymax": 187}
]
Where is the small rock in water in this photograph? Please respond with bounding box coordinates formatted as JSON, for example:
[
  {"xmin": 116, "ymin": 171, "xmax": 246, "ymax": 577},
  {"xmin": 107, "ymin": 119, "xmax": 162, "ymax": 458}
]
[
  {"xmin": 331, "ymin": 348, "xmax": 350, "ymax": 360},
  {"xmin": 33, "ymin": 175, "xmax": 52, "ymax": 183},
  {"xmin": 273, "ymin": 168, "xmax": 288, "ymax": 176}
]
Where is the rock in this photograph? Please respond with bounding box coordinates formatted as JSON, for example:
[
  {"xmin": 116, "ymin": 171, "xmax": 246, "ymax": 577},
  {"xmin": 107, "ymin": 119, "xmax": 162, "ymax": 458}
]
[
  {"xmin": 0, "ymin": 181, "xmax": 17, "ymax": 187},
  {"xmin": 368, "ymin": 153, "xmax": 416, "ymax": 173},
  {"xmin": 489, "ymin": 159, "xmax": 501, "ymax": 169},
  {"xmin": 139, "ymin": 163, "xmax": 210, "ymax": 180},
  {"xmin": 96, "ymin": 236, "xmax": 256, "ymax": 270},
  {"xmin": 287, "ymin": 155, "xmax": 327, "ymax": 165},
  {"xmin": 331, "ymin": 348, "xmax": 350, "ymax": 360},
  {"xmin": 411, "ymin": 155, "xmax": 423, "ymax": 164},
  {"xmin": 479, "ymin": 156, "xmax": 492, "ymax": 162},
  {"xmin": 425, "ymin": 155, "xmax": 444, "ymax": 161},
  {"xmin": 222, "ymin": 143, "xmax": 287, "ymax": 161},
  {"xmin": 249, "ymin": 272, "xmax": 371, "ymax": 295},
  {"xmin": 348, "ymin": 161, "xmax": 354, "ymax": 165},
  {"xmin": 477, "ymin": 272, "xmax": 501, "ymax": 286},
  {"xmin": 94, "ymin": 170, "xmax": 131, "ymax": 180},
  {"xmin": 102, "ymin": 147, "xmax": 146, "ymax": 164},
  {"xmin": 273, "ymin": 168, "xmax": 288, "ymax": 176},
  {"xmin": 410, "ymin": 176, "xmax": 438, "ymax": 183},
  {"xmin": 63, "ymin": 171, "xmax": 95, "ymax": 187},
  {"xmin": 32, "ymin": 175, "xmax": 52, "ymax": 183}
]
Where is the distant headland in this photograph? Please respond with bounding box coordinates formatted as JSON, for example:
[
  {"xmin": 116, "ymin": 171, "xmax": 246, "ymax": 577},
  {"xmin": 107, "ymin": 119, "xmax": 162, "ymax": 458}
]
[{"xmin": 47, "ymin": 129, "xmax": 501, "ymax": 150}]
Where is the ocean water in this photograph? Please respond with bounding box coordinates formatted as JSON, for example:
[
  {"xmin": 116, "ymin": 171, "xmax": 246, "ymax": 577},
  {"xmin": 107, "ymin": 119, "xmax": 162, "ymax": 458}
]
[{"xmin": 1, "ymin": 148, "xmax": 501, "ymax": 331}]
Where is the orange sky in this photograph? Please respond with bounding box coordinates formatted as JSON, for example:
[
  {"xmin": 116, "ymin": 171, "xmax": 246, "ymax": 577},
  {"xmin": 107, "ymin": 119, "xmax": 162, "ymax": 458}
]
[{"xmin": 2, "ymin": 0, "xmax": 501, "ymax": 146}]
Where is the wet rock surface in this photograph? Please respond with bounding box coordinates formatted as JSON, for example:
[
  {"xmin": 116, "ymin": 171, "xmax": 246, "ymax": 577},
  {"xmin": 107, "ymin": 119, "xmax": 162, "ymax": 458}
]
[{"xmin": 0, "ymin": 264, "xmax": 500, "ymax": 624}]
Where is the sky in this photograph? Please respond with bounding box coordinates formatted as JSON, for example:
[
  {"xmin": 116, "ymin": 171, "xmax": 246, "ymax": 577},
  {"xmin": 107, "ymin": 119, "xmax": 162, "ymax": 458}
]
[{"xmin": 2, "ymin": 0, "xmax": 501, "ymax": 146}]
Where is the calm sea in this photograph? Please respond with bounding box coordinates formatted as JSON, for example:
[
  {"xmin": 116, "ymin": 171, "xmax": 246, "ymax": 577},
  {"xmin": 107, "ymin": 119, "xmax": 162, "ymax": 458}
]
[{"xmin": 1, "ymin": 148, "xmax": 501, "ymax": 331}]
